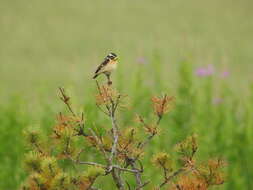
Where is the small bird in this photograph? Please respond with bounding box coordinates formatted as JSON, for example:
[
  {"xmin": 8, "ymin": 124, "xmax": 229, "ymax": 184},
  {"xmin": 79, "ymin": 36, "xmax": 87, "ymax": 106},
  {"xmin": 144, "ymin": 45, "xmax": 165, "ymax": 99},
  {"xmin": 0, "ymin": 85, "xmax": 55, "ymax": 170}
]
[{"xmin": 93, "ymin": 53, "xmax": 118, "ymax": 85}]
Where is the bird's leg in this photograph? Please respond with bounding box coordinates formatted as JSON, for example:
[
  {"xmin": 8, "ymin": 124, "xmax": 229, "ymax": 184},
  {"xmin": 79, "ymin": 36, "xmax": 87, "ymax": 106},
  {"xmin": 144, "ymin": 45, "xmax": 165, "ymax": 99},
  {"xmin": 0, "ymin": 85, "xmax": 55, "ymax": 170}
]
[{"xmin": 106, "ymin": 73, "xmax": 112, "ymax": 85}]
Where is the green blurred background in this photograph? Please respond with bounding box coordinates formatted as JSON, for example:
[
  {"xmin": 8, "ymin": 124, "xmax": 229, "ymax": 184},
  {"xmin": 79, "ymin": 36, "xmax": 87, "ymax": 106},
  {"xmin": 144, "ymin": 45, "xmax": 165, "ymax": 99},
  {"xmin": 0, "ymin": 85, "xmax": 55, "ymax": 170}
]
[{"xmin": 0, "ymin": 0, "xmax": 253, "ymax": 189}]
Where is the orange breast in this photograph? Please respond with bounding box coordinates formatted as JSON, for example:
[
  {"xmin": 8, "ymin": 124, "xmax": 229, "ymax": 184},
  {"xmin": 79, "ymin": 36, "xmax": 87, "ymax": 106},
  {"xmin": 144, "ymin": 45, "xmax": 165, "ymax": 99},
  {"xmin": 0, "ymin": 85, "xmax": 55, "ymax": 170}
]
[{"xmin": 109, "ymin": 60, "xmax": 117, "ymax": 64}]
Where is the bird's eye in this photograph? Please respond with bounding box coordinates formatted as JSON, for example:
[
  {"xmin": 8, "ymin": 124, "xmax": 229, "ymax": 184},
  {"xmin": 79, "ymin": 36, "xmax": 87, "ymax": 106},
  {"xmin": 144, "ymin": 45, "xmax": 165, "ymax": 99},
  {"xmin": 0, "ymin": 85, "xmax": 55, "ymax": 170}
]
[
  {"xmin": 107, "ymin": 53, "xmax": 117, "ymax": 60},
  {"xmin": 110, "ymin": 53, "xmax": 117, "ymax": 57}
]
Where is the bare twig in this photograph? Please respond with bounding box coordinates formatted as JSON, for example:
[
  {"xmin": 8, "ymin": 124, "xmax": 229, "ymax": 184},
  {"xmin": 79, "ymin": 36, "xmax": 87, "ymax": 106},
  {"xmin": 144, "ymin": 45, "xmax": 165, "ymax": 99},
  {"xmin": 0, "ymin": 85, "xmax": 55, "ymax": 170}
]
[
  {"xmin": 89, "ymin": 128, "xmax": 110, "ymax": 162},
  {"xmin": 136, "ymin": 181, "xmax": 150, "ymax": 190},
  {"xmin": 159, "ymin": 168, "xmax": 184, "ymax": 188},
  {"xmin": 77, "ymin": 161, "xmax": 106, "ymax": 168},
  {"xmin": 73, "ymin": 159, "xmax": 140, "ymax": 174},
  {"xmin": 130, "ymin": 162, "xmax": 143, "ymax": 190},
  {"xmin": 112, "ymin": 165, "xmax": 140, "ymax": 173},
  {"xmin": 176, "ymin": 184, "xmax": 182, "ymax": 190},
  {"xmin": 111, "ymin": 168, "xmax": 125, "ymax": 190},
  {"xmin": 59, "ymin": 87, "xmax": 76, "ymax": 116},
  {"xmin": 114, "ymin": 94, "xmax": 121, "ymax": 111},
  {"xmin": 76, "ymin": 148, "xmax": 84, "ymax": 163},
  {"xmin": 108, "ymin": 95, "xmax": 124, "ymax": 189},
  {"xmin": 126, "ymin": 181, "xmax": 131, "ymax": 190},
  {"xmin": 109, "ymin": 111, "xmax": 119, "ymax": 164},
  {"xmin": 95, "ymin": 81, "xmax": 126, "ymax": 190},
  {"xmin": 137, "ymin": 134, "xmax": 156, "ymax": 149},
  {"xmin": 96, "ymin": 103, "xmax": 110, "ymax": 116},
  {"xmin": 136, "ymin": 115, "xmax": 157, "ymax": 149},
  {"xmin": 74, "ymin": 114, "xmax": 87, "ymax": 136},
  {"xmin": 90, "ymin": 187, "xmax": 102, "ymax": 190}
]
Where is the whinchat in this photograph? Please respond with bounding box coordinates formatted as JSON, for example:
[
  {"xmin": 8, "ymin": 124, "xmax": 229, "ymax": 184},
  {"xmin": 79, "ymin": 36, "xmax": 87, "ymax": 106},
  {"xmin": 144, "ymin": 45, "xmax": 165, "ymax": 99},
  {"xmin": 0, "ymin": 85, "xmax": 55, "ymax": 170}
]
[{"xmin": 93, "ymin": 53, "xmax": 118, "ymax": 85}]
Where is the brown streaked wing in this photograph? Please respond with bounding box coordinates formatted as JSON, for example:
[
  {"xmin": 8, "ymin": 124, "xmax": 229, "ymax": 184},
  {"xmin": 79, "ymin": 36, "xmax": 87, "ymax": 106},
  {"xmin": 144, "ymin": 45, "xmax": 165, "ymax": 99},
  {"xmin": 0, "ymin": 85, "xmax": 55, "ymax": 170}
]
[{"xmin": 95, "ymin": 58, "xmax": 110, "ymax": 74}]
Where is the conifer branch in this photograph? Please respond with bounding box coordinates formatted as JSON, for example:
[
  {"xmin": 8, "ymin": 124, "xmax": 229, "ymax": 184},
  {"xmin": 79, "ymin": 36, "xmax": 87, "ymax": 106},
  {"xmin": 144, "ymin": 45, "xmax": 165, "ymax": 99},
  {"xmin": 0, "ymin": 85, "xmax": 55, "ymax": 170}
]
[
  {"xmin": 58, "ymin": 87, "xmax": 87, "ymax": 136},
  {"xmin": 20, "ymin": 80, "xmax": 226, "ymax": 190}
]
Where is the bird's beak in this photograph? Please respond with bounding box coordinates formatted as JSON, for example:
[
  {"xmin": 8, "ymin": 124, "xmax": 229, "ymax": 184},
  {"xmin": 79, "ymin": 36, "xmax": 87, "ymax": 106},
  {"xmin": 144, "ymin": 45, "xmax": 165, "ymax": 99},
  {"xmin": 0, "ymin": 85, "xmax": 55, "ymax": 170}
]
[{"xmin": 114, "ymin": 57, "xmax": 119, "ymax": 61}]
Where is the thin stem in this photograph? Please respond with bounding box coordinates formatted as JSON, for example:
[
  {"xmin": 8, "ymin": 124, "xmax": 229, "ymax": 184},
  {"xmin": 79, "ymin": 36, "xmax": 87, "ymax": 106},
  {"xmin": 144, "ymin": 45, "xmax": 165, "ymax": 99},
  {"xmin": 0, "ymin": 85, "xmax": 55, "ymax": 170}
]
[
  {"xmin": 114, "ymin": 94, "xmax": 121, "ymax": 111},
  {"xmin": 96, "ymin": 103, "xmax": 110, "ymax": 116},
  {"xmin": 74, "ymin": 160, "xmax": 140, "ymax": 174},
  {"xmin": 159, "ymin": 168, "xmax": 184, "ymax": 188},
  {"xmin": 59, "ymin": 87, "xmax": 76, "ymax": 116},
  {"xmin": 130, "ymin": 162, "xmax": 143, "ymax": 190},
  {"xmin": 78, "ymin": 161, "xmax": 106, "ymax": 168},
  {"xmin": 90, "ymin": 187, "xmax": 102, "ymax": 190},
  {"xmin": 136, "ymin": 181, "xmax": 150, "ymax": 190},
  {"xmin": 137, "ymin": 115, "xmax": 157, "ymax": 149},
  {"xmin": 95, "ymin": 81, "xmax": 124, "ymax": 189},
  {"xmin": 111, "ymin": 168, "xmax": 125, "ymax": 190},
  {"xmin": 156, "ymin": 116, "xmax": 162, "ymax": 125},
  {"xmin": 109, "ymin": 111, "xmax": 119, "ymax": 164},
  {"xmin": 112, "ymin": 165, "xmax": 140, "ymax": 173},
  {"xmin": 89, "ymin": 128, "xmax": 109, "ymax": 162},
  {"xmin": 137, "ymin": 134, "xmax": 155, "ymax": 149}
]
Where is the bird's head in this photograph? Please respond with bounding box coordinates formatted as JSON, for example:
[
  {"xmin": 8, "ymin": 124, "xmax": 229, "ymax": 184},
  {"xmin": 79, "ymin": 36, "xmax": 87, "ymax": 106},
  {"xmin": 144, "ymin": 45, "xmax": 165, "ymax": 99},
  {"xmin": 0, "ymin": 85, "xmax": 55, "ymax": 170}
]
[{"xmin": 107, "ymin": 52, "xmax": 118, "ymax": 61}]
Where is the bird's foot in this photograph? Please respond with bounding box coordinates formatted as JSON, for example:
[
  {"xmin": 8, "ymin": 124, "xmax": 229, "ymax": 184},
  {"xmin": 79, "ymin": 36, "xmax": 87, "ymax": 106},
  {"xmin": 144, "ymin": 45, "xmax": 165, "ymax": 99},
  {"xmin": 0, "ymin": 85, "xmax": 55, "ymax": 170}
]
[{"xmin": 108, "ymin": 80, "xmax": 112, "ymax": 85}]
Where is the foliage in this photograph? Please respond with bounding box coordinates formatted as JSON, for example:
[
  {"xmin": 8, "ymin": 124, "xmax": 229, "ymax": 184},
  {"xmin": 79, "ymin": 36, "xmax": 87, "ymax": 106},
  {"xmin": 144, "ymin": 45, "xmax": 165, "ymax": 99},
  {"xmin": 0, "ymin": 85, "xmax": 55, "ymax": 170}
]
[{"xmin": 20, "ymin": 81, "xmax": 225, "ymax": 190}]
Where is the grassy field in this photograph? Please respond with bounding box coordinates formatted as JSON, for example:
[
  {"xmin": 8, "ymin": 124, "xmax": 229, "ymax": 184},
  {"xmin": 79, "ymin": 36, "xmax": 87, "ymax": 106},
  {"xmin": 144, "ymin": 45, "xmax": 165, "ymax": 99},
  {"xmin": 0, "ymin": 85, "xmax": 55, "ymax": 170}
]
[{"xmin": 0, "ymin": 0, "xmax": 253, "ymax": 189}]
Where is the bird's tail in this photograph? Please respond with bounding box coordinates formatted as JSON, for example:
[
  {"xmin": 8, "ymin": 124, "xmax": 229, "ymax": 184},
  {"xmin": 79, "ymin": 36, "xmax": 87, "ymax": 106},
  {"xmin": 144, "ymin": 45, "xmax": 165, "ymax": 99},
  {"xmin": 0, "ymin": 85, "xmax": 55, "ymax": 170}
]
[{"xmin": 93, "ymin": 74, "xmax": 98, "ymax": 79}]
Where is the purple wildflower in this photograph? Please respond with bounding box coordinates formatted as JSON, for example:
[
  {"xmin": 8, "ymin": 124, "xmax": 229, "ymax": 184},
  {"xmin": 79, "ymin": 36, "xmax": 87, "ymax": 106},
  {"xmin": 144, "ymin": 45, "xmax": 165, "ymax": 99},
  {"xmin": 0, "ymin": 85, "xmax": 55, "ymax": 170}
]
[
  {"xmin": 212, "ymin": 97, "xmax": 223, "ymax": 105},
  {"xmin": 136, "ymin": 57, "xmax": 148, "ymax": 65},
  {"xmin": 220, "ymin": 70, "xmax": 230, "ymax": 78},
  {"xmin": 195, "ymin": 64, "xmax": 214, "ymax": 77}
]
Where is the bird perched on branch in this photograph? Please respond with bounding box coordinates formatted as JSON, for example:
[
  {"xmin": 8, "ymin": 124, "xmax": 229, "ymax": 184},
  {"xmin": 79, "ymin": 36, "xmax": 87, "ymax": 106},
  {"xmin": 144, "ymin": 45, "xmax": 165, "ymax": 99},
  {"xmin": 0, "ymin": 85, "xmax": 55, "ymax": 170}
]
[{"xmin": 93, "ymin": 53, "xmax": 118, "ymax": 85}]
